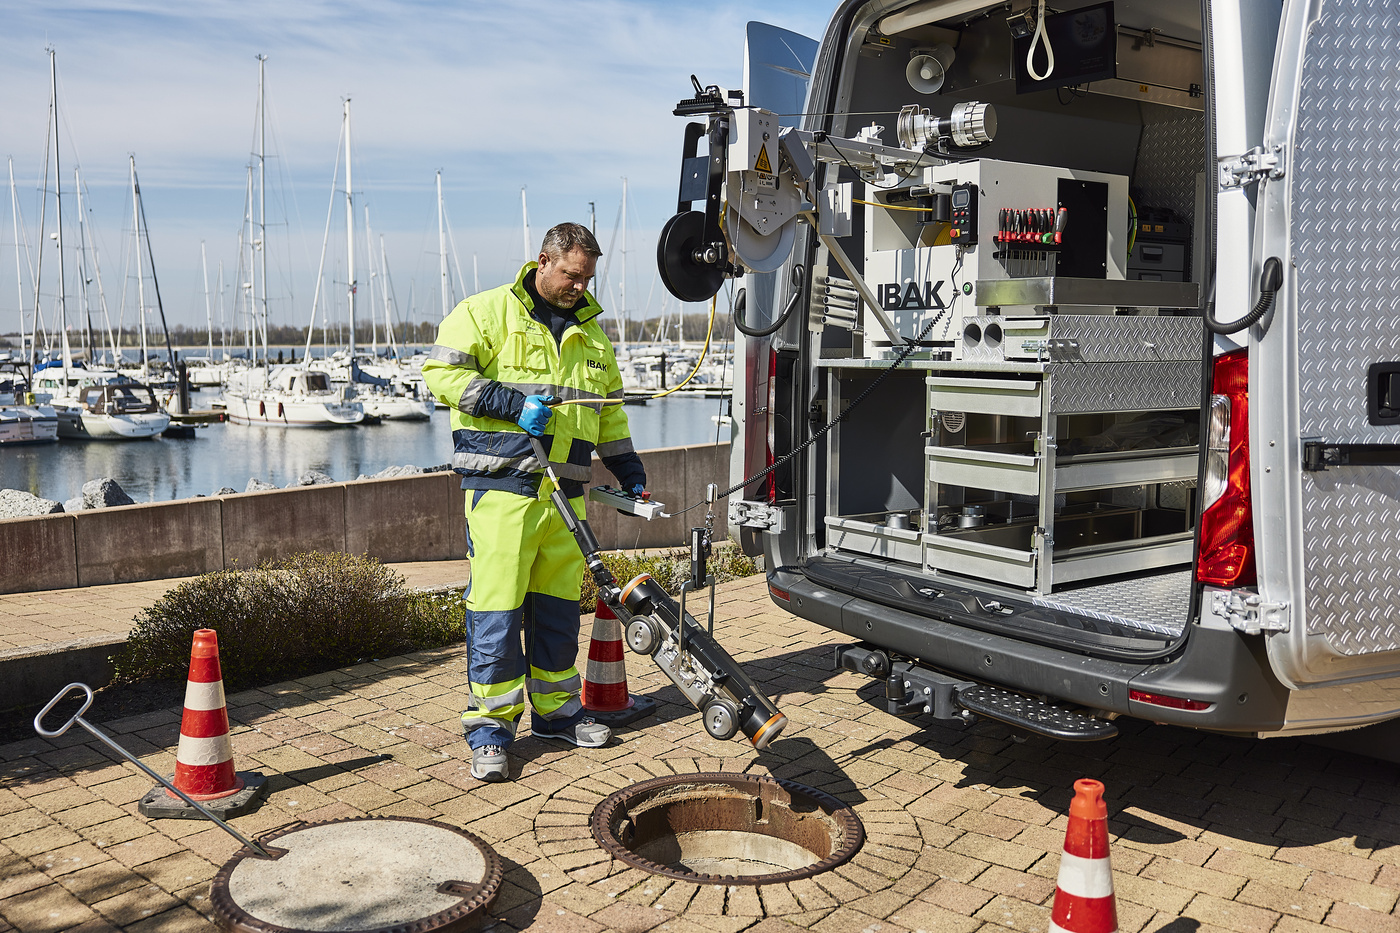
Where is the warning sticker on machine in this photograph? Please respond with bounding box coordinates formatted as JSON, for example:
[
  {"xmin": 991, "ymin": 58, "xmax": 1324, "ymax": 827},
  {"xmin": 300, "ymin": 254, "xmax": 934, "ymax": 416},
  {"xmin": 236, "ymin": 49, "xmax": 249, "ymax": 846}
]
[{"xmin": 754, "ymin": 145, "xmax": 773, "ymax": 173}]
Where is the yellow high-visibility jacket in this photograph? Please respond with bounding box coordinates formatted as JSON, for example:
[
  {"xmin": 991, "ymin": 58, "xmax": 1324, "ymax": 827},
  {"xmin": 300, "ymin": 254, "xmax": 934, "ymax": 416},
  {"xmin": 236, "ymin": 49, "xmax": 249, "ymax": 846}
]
[{"xmin": 421, "ymin": 261, "xmax": 644, "ymax": 497}]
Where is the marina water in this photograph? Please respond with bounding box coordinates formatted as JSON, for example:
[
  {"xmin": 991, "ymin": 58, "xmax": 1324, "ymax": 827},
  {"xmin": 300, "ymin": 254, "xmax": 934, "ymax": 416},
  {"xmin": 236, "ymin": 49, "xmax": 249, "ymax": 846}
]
[{"xmin": 1, "ymin": 394, "xmax": 732, "ymax": 505}]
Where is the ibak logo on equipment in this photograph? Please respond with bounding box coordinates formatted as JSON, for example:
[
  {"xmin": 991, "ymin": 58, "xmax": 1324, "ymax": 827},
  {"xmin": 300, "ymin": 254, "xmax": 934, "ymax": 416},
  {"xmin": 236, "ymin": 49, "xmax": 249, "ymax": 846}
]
[{"xmin": 878, "ymin": 280, "xmax": 947, "ymax": 311}]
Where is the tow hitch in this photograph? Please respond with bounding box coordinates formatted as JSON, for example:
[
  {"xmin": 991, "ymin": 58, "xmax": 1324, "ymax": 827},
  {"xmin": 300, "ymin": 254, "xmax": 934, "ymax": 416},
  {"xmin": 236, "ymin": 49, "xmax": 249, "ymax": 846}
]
[{"xmin": 835, "ymin": 644, "xmax": 1118, "ymax": 741}]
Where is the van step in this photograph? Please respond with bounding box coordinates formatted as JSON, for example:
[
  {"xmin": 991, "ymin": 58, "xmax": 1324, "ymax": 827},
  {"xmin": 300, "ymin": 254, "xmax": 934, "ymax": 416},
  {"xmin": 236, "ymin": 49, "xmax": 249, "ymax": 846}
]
[{"xmin": 957, "ymin": 684, "xmax": 1118, "ymax": 741}]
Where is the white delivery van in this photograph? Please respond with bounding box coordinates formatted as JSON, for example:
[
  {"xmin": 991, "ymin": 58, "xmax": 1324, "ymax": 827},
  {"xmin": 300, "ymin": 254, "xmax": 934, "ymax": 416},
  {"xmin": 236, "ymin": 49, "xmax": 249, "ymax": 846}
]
[{"xmin": 657, "ymin": 0, "xmax": 1400, "ymax": 742}]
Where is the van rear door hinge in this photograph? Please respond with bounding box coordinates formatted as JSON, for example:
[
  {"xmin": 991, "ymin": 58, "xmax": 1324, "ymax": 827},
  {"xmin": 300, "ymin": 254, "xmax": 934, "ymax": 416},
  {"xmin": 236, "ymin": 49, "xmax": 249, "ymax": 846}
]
[
  {"xmin": 728, "ymin": 500, "xmax": 785, "ymax": 532},
  {"xmin": 1218, "ymin": 145, "xmax": 1285, "ymax": 190},
  {"xmin": 1212, "ymin": 589, "xmax": 1289, "ymax": 634}
]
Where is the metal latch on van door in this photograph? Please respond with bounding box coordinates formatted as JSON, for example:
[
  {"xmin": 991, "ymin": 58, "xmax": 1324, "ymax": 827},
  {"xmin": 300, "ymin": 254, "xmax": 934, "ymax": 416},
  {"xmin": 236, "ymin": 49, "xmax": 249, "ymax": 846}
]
[
  {"xmin": 729, "ymin": 500, "xmax": 786, "ymax": 532},
  {"xmin": 1218, "ymin": 145, "xmax": 1285, "ymax": 189},
  {"xmin": 1212, "ymin": 589, "xmax": 1289, "ymax": 634}
]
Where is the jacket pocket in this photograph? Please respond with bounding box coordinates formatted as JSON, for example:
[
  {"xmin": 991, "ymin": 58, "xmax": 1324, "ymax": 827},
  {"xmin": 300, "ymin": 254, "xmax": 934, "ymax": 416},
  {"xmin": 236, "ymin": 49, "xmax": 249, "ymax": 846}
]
[{"xmin": 503, "ymin": 331, "xmax": 552, "ymax": 376}]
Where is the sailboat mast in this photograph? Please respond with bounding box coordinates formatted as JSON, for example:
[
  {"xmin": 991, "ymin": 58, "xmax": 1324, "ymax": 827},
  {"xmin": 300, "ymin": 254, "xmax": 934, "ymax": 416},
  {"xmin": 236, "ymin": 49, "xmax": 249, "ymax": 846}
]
[
  {"xmin": 257, "ymin": 54, "xmax": 268, "ymax": 369},
  {"xmin": 344, "ymin": 97, "xmax": 356, "ymax": 358},
  {"xmin": 51, "ymin": 50, "xmax": 71, "ymax": 378},
  {"xmin": 76, "ymin": 168, "xmax": 118, "ymax": 364},
  {"xmin": 217, "ymin": 260, "xmax": 226, "ymax": 359},
  {"xmin": 9, "ymin": 159, "xmax": 29, "ymax": 368},
  {"xmin": 201, "ymin": 241, "xmax": 213, "ymax": 361},
  {"xmin": 74, "ymin": 168, "xmax": 97, "ymax": 363},
  {"xmin": 365, "ymin": 204, "xmax": 376, "ymax": 356},
  {"xmin": 132, "ymin": 160, "xmax": 177, "ymax": 375},
  {"xmin": 130, "ymin": 156, "xmax": 149, "ymax": 377},
  {"xmin": 437, "ymin": 170, "xmax": 449, "ymax": 316},
  {"xmin": 521, "ymin": 186, "xmax": 530, "ymax": 263},
  {"xmin": 378, "ymin": 235, "xmax": 397, "ymax": 357},
  {"xmin": 239, "ymin": 165, "xmax": 253, "ymax": 359}
]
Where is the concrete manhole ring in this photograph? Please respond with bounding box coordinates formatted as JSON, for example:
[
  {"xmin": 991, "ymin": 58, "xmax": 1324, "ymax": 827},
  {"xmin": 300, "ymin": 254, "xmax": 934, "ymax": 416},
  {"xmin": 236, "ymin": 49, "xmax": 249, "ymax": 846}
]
[
  {"xmin": 210, "ymin": 816, "xmax": 502, "ymax": 933},
  {"xmin": 590, "ymin": 771, "xmax": 865, "ymax": 885}
]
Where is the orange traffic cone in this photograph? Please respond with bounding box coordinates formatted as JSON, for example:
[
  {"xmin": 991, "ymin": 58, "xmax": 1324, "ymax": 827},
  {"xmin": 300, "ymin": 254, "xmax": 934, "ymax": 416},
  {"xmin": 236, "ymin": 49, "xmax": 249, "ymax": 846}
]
[
  {"xmin": 139, "ymin": 629, "xmax": 266, "ymax": 819},
  {"xmin": 1050, "ymin": 779, "xmax": 1118, "ymax": 933},
  {"xmin": 580, "ymin": 598, "xmax": 656, "ymax": 727}
]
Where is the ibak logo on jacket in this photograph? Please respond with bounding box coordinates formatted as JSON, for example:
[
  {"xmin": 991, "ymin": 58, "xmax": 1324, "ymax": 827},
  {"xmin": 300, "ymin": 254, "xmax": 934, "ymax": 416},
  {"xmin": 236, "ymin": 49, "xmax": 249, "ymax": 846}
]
[{"xmin": 586, "ymin": 359, "xmax": 606, "ymax": 371}]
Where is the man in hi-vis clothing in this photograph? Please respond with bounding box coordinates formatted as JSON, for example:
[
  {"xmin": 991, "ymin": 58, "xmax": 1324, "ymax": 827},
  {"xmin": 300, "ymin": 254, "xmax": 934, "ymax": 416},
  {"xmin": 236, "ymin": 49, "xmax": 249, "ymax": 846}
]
[{"xmin": 422, "ymin": 223, "xmax": 646, "ymax": 782}]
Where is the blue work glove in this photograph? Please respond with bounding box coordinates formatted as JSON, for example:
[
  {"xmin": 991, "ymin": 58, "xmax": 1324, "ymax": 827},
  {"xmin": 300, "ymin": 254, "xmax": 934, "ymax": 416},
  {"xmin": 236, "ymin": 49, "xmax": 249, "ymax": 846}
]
[
  {"xmin": 516, "ymin": 394, "xmax": 558, "ymax": 437},
  {"xmin": 629, "ymin": 484, "xmax": 648, "ymax": 498}
]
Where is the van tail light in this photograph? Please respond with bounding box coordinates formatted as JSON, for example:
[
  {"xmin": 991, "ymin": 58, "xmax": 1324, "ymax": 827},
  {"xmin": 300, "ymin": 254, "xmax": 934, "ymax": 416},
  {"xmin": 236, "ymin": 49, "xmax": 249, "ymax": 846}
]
[
  {"xmin": 1129, "ymin": 689, "xmax": 1211, "ymax": 711},
  {"xmin": 1196, "ymin": 349, "xmax": 1255, "ymax": 587}
]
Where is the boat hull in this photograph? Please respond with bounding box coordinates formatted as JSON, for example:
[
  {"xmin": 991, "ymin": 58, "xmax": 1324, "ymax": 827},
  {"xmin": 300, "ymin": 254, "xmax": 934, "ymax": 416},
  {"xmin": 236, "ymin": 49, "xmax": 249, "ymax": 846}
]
[
  {"xmin": 0, "ymin": 405, "xmax": 59, "ymax": 444},
  {"xmin": 223, "ymin": 391, "xmax": 364, "ymax": 427},
  {"xmin": 56, "ymin": 408, "xmax": 170, "ymax": 440}
]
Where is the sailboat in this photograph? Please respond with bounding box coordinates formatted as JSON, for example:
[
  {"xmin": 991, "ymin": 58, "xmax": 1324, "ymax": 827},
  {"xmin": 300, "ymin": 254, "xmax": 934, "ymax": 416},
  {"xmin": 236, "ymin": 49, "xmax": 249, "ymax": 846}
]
[
  {"xmin": 0, "ymin": 360, "xmax": 58, "ymax": 444},
  {"xmin": 31, "ymin": 51, "xmax": 168, "ymax": 440},
  {"xmin": 304, "ymin": 99, "xmax": 430, "ymax": 420},
  {"xmin": 5, "ymin": 159, "xmax": 58, "ymax": 444},
  {"xmin": 222, "ymin": 58, "xmax": 364, "ymax": 428}
]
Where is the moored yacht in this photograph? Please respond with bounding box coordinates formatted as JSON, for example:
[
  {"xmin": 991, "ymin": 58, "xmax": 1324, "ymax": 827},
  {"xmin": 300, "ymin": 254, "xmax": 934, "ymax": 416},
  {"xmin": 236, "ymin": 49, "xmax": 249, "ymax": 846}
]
[
  {"xmin": 222, "ymin": 365, "xmax": 364, "ymax": 427},
  {"xmin": 0, "ymin": 361, "xmax": 59, "ymax": 445}
]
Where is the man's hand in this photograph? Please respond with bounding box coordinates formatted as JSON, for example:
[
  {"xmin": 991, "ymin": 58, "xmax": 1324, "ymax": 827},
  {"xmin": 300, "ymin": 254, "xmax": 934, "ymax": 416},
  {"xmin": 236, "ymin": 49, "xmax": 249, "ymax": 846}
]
[
  {"xmin": 629, "ymin": 484, "xmax": 649, "ymax": 499},
  {"xmin": 517, "ymin": 395, "xmax": 558, "ymax": 437}
]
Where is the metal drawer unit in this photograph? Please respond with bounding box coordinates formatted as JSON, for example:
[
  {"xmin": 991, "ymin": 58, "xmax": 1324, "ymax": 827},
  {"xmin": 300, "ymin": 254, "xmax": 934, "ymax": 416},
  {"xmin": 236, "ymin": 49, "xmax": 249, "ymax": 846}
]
[{"xmin": 923, "ymin": 358, "xmax": 1202, "ymax": 595}]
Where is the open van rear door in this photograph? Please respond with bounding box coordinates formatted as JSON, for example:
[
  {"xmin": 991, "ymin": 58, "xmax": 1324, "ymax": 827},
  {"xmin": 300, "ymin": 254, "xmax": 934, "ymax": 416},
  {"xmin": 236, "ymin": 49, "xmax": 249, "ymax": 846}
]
[
  {"xmin": 730, "ymin": 22, "xmax": 817, "ymax": 535},
  {"xmin": 1252, "ymin": 0, "xmax": 1400, "ymax": 688}
]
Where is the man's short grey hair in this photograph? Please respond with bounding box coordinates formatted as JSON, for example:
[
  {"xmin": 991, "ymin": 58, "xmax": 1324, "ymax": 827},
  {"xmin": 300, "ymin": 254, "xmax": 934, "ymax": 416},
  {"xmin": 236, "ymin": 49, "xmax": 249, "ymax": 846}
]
[{"xmin": 540, "ymin": 223, "xmax": 603, "ymax": 261}]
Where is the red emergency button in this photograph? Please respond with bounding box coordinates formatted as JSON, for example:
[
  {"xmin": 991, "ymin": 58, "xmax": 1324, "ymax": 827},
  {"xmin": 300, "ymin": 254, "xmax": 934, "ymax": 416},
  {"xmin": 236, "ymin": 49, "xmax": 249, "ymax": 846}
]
[{"xmin": 950, "ymin": 228, "xmax": 960, "ymax": 238}]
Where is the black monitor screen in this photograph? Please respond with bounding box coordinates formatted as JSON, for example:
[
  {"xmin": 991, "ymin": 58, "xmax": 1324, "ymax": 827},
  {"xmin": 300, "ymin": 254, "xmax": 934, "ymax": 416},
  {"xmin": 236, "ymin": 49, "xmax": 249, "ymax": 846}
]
[{"xmin": 1014, "ymin": 2, "xmax": 1116, "ymax": 93}]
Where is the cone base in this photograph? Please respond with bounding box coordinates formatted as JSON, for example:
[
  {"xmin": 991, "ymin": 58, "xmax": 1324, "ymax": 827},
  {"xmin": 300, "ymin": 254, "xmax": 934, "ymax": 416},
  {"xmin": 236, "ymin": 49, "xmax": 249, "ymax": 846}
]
[
  {"xmin": 582, "ymin": 694, "xmax": 657, "ymax": 727},
  {"xmin": 139, "ymin": 771, "xmax": 267, "ymax": 820}
]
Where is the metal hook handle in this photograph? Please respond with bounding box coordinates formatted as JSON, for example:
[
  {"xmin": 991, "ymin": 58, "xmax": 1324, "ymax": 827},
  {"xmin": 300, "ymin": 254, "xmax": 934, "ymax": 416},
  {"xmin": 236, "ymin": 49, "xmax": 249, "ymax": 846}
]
[
  {"xmin": 32, "ymin": 682, "xmax": 276, "ymax": 860},
  {"xmin": 34, "ymin": 682, "xmax": 93, "ymax": 737}
]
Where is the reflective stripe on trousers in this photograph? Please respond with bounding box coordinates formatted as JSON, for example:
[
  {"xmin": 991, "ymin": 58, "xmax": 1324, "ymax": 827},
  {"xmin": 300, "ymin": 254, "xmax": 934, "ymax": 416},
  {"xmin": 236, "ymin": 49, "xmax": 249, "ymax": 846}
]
[{"xmin": 460, "ymin": 488, "xmax": 587, "ymax": 748}]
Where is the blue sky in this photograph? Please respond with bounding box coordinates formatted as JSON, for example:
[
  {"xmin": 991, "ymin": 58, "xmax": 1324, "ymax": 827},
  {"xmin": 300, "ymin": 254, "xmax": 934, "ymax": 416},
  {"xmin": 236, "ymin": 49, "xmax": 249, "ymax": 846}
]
[{"xmin": 1, "ymin": 0, "xmax": 832, "ymax": 342}]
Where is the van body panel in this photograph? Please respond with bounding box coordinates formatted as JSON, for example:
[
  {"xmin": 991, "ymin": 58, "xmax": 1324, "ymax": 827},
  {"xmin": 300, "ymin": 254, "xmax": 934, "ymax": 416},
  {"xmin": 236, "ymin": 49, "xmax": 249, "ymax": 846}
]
[
  {"xmin": 1254, "ymin": 0, "xmax": 1400, "ymax": 688},
  {"xmin": 695, "ymin": 0, "xmax": 1400, "ymax": 741}
]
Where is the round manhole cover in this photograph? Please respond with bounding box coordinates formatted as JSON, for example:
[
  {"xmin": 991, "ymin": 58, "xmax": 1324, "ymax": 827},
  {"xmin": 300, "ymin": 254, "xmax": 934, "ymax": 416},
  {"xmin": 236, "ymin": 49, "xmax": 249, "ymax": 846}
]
[
  {"xmin": 211, "ymin": 817, "xmax": 501, "ymax": 933},
  {"xmin": 591, "ymin": 772, "xmax": 865, "ymax": 885}
]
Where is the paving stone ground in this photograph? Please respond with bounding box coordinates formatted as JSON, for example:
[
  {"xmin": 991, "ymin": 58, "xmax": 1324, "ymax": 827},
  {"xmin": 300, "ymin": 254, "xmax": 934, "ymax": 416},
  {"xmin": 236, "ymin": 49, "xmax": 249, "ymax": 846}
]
[{"xmin": 2, "ymin": 572, "xmax": 1400, "ymax": 933}]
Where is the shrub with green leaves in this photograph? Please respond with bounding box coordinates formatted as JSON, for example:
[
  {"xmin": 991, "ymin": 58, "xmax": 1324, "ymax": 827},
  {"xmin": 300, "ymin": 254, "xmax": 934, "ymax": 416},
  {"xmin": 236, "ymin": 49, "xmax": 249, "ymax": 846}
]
[{"xmin": 112, "ymin": 552, "xmax": 464, "ymax": 690}]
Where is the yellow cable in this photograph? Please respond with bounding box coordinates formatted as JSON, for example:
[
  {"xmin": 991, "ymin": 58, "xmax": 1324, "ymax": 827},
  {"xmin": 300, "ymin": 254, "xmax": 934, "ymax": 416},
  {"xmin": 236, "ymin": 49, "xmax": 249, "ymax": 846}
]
[
  {"xmin": 550, "ymin": 294, "xmax": 720, "ymax": 407},
  {"xmin": 853, "ymin": 197, "xmax": 941, "ymax": 213}
]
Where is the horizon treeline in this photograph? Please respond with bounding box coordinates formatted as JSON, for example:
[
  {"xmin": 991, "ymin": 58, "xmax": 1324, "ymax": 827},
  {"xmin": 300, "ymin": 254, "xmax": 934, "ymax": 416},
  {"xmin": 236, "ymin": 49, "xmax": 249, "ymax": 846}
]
[{"xmin": 1, "ymin": 311, "xmax": 732, "ymax": 352}]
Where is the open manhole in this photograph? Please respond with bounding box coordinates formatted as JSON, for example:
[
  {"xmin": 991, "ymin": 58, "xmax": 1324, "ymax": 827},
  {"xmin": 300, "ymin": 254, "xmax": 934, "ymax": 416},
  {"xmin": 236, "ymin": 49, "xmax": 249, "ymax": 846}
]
[
  {"xmin": 591, "ymin": 772, "xmax": 865, "ymax": 884},
  {"xmin": 210, "ymin": 817, "xmax": 501, "ymax": 933}
]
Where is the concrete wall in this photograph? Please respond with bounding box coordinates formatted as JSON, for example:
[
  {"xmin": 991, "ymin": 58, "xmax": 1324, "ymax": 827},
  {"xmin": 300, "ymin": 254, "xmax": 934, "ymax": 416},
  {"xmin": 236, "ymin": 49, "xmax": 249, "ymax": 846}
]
[
  {"xmin": 0, "ymin": 443, "xmax": 729, "ymax": 594},
  {"xmin": 0, "ymin": 514, "xmax": 79, "ymax": 594}
]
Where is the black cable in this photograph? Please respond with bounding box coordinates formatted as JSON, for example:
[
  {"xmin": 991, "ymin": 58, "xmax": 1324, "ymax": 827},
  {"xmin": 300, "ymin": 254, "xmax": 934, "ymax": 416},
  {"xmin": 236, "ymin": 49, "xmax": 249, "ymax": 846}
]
[
  {"xmin": 733, "ymin": 265, "xmax": 806, "ymax": 337},
  {"xmin": 1204, "ymin": 257, "xmax": 1282, "ymax": 335},
  {"xmin": 669, "ymin": 249, "xmax": 966, "ymax": 517}
]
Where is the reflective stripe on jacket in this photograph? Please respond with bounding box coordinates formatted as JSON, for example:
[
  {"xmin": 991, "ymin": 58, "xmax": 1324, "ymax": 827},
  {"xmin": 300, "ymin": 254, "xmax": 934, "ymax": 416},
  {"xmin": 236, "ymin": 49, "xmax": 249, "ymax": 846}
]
[{"xmin": 421, "ymin": 261, "xmax": 636, "ymax": 496}]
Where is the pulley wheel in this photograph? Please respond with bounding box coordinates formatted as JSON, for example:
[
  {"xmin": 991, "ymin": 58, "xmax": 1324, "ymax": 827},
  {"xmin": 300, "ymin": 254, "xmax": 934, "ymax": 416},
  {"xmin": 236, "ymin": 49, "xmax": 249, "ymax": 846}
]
[
  {"xmin": 211, "ymin": 816, "xmax": 502, "ymax": 933},
  {"xmin": 725, "ymin": 205, "xmax": 798, "ymax": 274},
  {"xmin": 657, "ymin": 210, "xmax": 725, "ymax": 303}
]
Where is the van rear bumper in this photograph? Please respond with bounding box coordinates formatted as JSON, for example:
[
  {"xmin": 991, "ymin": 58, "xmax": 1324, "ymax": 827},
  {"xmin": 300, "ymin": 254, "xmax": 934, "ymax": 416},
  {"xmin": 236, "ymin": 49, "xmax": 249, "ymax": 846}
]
[{"xmin": 772, "ymin": 566, "xmax": 1293, "ymax": 734}]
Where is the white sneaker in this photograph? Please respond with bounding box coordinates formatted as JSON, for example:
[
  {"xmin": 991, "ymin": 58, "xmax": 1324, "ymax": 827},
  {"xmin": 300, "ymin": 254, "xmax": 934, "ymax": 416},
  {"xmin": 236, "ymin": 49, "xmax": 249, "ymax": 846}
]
[
  {"xmin": 470, "ymin": 744, "xmax": 509, "ymax": 782},
  {"xmin": 534, "ymin": 718, "xmax": 611, "ymax": 748}
]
